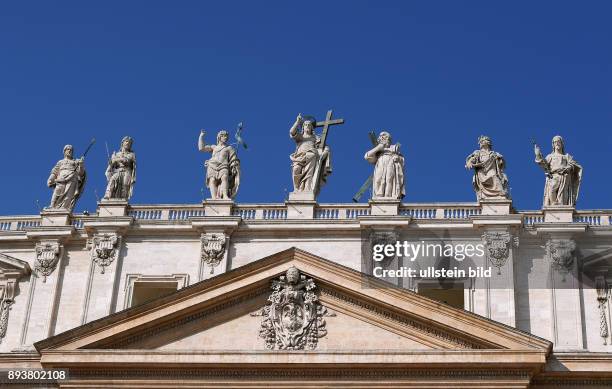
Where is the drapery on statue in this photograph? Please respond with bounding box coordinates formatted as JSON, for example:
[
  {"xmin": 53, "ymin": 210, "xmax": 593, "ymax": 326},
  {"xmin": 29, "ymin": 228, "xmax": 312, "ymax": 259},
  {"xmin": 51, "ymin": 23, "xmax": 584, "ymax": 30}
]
[
  {"xmin": 364, "ymin": 131, "xmax": 405, "ymax": 200},
  {"xmin": 289, "ymin": 114, "xmax": 332, "ymax": 194},
  {"xmin": 465, "ymin": 135, "xmax": 509, "ymax": 200},
  {"xmin": 46, "ymin": 144, "xmax": 86, "ymax": 211},
  {"xmin": 104, "ymin": 136, "xmax": 136, "ymax": 200},
  {"xmin": 198, "ymin": 129, "xmax": 240, "ymax": 199},
  {"xmin": 534, "ymin": 135, "xmax": 582, "ymax": 207}
]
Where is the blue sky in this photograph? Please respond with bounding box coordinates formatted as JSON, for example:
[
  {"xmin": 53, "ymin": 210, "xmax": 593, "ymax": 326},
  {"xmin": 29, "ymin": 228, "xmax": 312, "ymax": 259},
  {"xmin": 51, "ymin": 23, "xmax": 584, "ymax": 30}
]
[{"xmin": 1, "ymin": 1, "xmax": 610, "ymax": 215}]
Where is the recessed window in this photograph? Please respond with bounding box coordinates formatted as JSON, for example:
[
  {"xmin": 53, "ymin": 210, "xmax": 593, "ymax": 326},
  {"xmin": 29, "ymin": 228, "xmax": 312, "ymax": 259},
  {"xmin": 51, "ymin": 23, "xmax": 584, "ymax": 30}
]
[
  {"xmin": 130, "ymin": 281, "xmax": 177, "ymax": 307},
  {"xmin": 418, "ymin": 282, "xmax": 464, "ymax": 309}
]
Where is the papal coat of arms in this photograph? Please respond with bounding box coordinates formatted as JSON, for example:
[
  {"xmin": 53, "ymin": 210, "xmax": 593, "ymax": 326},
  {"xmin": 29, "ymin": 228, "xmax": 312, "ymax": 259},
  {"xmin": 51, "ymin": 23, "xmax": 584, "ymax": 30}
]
[
  {"xmin": 92, "ymin": 233, "xmax": 119, "ymax": 274},
  {"xmin": 34, "ymin": 241, "xmax": 61, "ymax": 282},
  {"xmin": 252, "ymin": 267, "xmax": 333, "ymax": 350},
  {"xmin": 201, "ymin": 233, "xmax": 226, "ymax": 273}
]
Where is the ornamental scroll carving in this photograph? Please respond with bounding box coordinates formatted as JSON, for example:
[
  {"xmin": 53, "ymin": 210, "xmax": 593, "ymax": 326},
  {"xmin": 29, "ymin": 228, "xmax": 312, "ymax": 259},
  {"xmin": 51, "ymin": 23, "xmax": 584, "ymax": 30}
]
[
  {"xmin": 595, "ymin": 276, "xmax": 610, "ymax": 345},
  {"xmin": 252, "ymin": 267, "xmax": 333, "ymax": 350},
  {"xmin": 546, "ymin": 239, "xmax": 576, "ymax": 274},
  {"xmin": 200, "ymin": 233, "xmax": 226, "ymax": 274},
  {"xmin": 0, "ymin": 282, "xmax": 15, "ymax": 342},
  {"xmin": 91, "ymin": 233, "xmax": 120, "ymax": 274},
  {"xmin": 482, "ymin": 231, "xmax": 518, "ymax": 275},
  {"xmin": 35, "ymin": 241, "xmax": 61, "ymax": 282}
]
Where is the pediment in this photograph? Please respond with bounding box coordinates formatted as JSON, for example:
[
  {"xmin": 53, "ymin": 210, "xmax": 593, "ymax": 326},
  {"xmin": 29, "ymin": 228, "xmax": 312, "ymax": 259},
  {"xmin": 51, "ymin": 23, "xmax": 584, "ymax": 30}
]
[
  {"xmin": 35, "ymin": 248, "xmax": 551, "ymax": 371},
  {"xmin": 0, "ymin": 252, "xmax": 31, "ymax": 280}
]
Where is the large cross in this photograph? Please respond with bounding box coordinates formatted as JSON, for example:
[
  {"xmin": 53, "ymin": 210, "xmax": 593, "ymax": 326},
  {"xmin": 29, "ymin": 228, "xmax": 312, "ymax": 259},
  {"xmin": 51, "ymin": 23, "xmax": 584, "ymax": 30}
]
[{"xmin": 315, "ymin": 110, "xmax": 344, "ymax": 150}]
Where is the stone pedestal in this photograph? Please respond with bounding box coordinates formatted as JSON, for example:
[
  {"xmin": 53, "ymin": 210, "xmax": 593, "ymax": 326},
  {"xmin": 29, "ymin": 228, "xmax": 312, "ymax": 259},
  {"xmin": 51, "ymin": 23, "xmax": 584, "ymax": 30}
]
[
  {"xmin": 543, "ymin": 205, "xmax": 575, "ymax": 223},
  {"xmin": 369, "ymin": 199, "xmax": 400, "ymax": 216},
  {"xmin": 98, "ymin": 199, "xmax": 129, "ymax": 217},
  {"xmin": 286, "ymin": 201, "xmax": 316, "ymax": 219},
  {"xmin": 288, "ymin": 191, "xmax": 316, "ymax": 202},
  {"xmin": 40, "ymin": 209, "xmax": 71, "ymax": 226},
  {"xmin": 479, "ymin": 198, "xmax": 512, "ymax": 216},
  {"xmin": 203, "ymin": 199, "xmax": 233, "ymax": 217}
]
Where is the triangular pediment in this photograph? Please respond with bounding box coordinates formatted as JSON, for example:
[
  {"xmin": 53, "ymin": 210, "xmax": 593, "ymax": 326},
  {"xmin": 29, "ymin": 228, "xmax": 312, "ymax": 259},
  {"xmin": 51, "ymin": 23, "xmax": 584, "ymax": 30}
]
[
  {"xmin": 35, "ymin": 248, "xmax": 551, "ymax": 372},
  {"xmin": 0, "ymin": 252, "xmax": 31, "ymax": 279}
]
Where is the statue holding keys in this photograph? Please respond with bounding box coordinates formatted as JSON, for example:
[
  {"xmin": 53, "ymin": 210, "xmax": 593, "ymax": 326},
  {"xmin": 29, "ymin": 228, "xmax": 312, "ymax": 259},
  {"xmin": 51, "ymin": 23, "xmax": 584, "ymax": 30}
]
[
  {"xmin": 534, "ymin": 135, "xmax": 582, "ymax": 206},
  {"xmin": 198, "ymin": 129, "xmax": 240, "ymax": 199}
]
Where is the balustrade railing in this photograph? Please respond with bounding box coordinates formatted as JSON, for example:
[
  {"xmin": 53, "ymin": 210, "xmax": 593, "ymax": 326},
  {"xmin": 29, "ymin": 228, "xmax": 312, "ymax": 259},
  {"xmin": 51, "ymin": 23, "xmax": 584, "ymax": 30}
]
[{"xmin": 1, "ymin": 205, "xmax": 611, "ymax": 228}]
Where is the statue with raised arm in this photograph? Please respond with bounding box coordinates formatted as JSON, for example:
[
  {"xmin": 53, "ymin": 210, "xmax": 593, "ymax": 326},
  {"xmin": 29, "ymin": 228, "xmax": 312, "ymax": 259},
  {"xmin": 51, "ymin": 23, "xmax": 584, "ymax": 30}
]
[
  {"xmin": 465, "ymin": 135, "xmax": 509, "ymax": 200},
  {"xmin": 534, "ymin": 135, "xmax": 582, "ymax": 207},
  {"xmin": 364, "ymin": 131, "xmax": 405, "ymax": 200},
  {"xmin": 198, "ymin": 129, "xmax": 240, "ymax": 199},
  {"xmin": 46, "ymin": 145, "xmax": 86, "ymax": 211},
  {"xmin": 289, "ymin": 114, "xmax": 331, "ymax": 194},
  {"xmin": 104, "ymin": 136, "xmax": 136, "ymax": 200}
]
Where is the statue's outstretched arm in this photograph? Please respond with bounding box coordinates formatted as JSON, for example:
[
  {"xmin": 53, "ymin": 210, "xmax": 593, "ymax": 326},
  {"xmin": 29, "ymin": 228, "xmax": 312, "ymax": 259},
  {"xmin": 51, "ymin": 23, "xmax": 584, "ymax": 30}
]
[{"xmin": 198, "ymin": 130, "xmax": 213, "ymax": 153}]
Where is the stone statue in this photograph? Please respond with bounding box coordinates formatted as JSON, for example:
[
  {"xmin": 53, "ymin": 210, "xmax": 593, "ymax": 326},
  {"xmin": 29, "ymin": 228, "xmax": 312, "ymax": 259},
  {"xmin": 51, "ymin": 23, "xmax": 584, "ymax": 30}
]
[
  {"xmin": 289, "ymin": 114, "xmax": 331, "ymax": 194},
  {"xmin": 46, "ymin": 145, "xmax": 86, "ymax": 211},
  {"xmin": 465, "ymin": 135, "xmax": 509, "ymax": 200},
  {"xmin": 104, "ymin": 136, "xmax": 136, "ymax": 200},
  {"xmin": 198, "ymin": 129, "xmax": 240, "ymax": 199},
  {"xmin": 364, "ymin": 131, "xmax": 405, "ymax": 200},
  {"xmin": 534, "ymin": 135, "xmax": 582, "ymax": 207}
]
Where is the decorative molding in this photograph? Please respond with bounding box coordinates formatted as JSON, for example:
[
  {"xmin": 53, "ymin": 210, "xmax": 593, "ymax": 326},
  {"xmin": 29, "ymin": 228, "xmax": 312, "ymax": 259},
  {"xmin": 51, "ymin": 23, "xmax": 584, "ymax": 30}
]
[
  {"xmin": 123, "ymin": 273, "xmax": 189, "ymax": 309},
  {"xmin": 91, "ymin": 233, "xmax": 120, "ymax": 274},
  {"xmin": 319, "ymin": 286, "xmax": 487, "ymax": 349},
  {"xmin": 0, "ymin": 283, "xmax": 15, "ymax": 341},
  {"xmin": 545, "ymin": 239, "xmax": 576, "ymax": 274},
  {"xmin": 107, "ymin": 286, "xmax": 268, "ymax": 348},
  {"xmin": 482, "ymin": 231, "xmax": 518, "ymax": 274},
  {"xmin": 252, "ymin": 267, "xmax": 333, "ymax": 350},
  {"xmin": 34, "ymin": 241, "xmax": 61, "ymax": 282},
  {"xmin": 595, "ymin": 276, "xmax": 610, "ymax": 345},
  {"xmin": 200, "ymin": 233, "xmax": 226, "ymax": 274}
]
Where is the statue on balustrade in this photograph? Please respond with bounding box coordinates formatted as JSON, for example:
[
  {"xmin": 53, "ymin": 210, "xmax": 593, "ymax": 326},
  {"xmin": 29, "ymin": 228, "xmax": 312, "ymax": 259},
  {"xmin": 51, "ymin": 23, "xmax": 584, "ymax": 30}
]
[
  {"xmin": 534, "ymin": 135, "xmax": 582, "ymax": 207},
  {"xmin": 198, "ymin": 129, "xmax": 240, "ymax": 199},
  {"xmin": 465, "ymin": 135, "xmax": 509, "ymax": 200},
  {"xmin": 289, "ymin": 114, "xmax": 331, "ymax": 196},
  {"xmin": 104, "ymin": 136, "xmax": 136, "ymax": 200},
  {"xmin": 46, "ymin": 144, "xmax": 86, "ymax": 211},
  {"xmin": 364, "ymin": 131, "xmax": 405, "ymax": 200}
]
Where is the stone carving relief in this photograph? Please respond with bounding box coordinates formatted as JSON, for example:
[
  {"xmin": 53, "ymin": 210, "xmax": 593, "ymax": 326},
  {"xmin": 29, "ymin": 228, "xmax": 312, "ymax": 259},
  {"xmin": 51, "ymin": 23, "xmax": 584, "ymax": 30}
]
[
  {"xmin": 482, "ymin": 231, "xmax": 518, "ymax": 274},
  {"xmin": 595, "ymin": 276, "xmax": 610, "ymax": 345},
  {"xmin": 200, "ymin": 233, "xmax": 226, "ymax": 274},
  {"xmin": 545, "ymin": 239, "xmax": 576, "ymax": 274},
  {"xmin": 0, "ymin": 282, "xmax": 15, "ymax": 342},
  {"xmin": 91, "ymin": 233, "xmax": 120, "ymax": 274},
  {"xmin": 34, "ymin": 241, "xmax": 61, "ymax": 282},
  {"xmin": 252, "ymin": 267, "xmax": 333, "ymax": 350},
  {"xmin": 369, "ymin": 230, "xmax": 399, "ymax": 267}
]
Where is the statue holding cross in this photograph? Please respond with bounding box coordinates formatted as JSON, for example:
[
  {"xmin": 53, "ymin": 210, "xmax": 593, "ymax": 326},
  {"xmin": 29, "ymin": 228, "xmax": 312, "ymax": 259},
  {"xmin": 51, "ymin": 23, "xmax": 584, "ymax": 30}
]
[{"xmin": 288, "ymin": 110, "xmax": 344, "ymax": 200}]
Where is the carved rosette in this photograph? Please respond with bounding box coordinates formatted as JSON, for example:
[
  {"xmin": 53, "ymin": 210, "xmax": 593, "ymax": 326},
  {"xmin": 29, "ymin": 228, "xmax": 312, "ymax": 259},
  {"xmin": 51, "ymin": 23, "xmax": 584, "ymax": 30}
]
[
  {"xmin": 545, "ymin": 239, "xmax": 576, "ymax": 274},
  {"xmin": 34, "ymin": 241, "xmax": 61, "ymax": 282},
  {"xmin": 0, "ymin": 282, "xmax": 15, "ymax": 342},
  {"xmin": 253, "ymin": 267, "xmax": 333, "ymax": 350},
  {"xmin": 595, "ymin": 276, "xmax": 610, "ymax": 345},
  {"xmin": 201, "ymin": 233, "xmax": 226, "ymax": 274},
  {"xmin": 91, "ymin": 233, "xmax": 120, "ymax": 274},
  {"xmin": 482, "ymin": 231, "xmax": 518, "ymax": 274}
]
